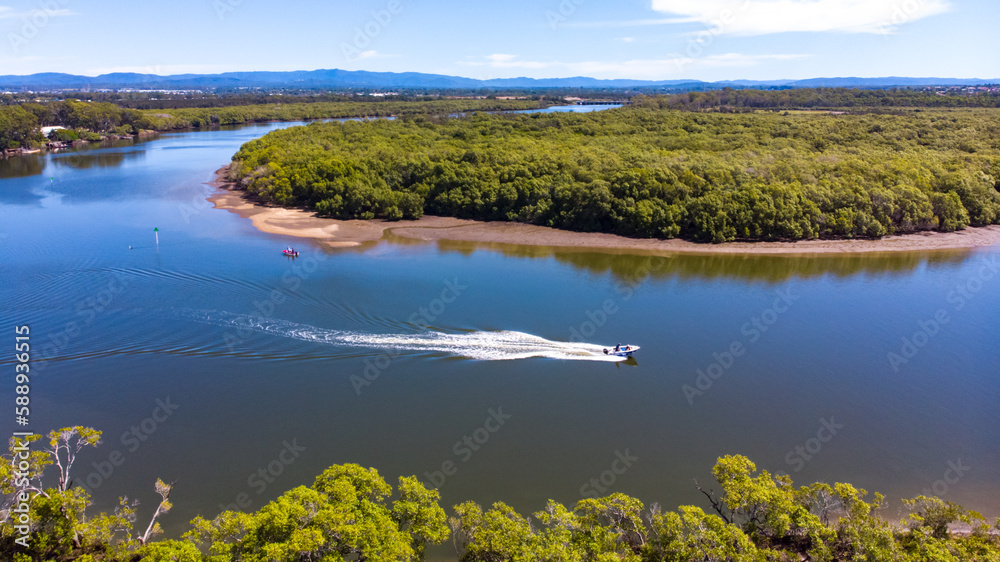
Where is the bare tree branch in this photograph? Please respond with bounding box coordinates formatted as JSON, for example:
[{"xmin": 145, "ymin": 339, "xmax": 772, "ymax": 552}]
[
  {"xmin": 694, "ymin": 479, "xmax": 731, "ymax": 525},
  {"xmin": 139, "ymin": 479, "xmax": 174, "ymax": 545}
]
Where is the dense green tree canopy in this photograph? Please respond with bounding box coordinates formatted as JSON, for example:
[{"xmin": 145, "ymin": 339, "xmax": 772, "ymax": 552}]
[
  {"xmin": 228, "ymin": 105, "xmax": 1000, "ymax": 242},
  {"xmin": 641, "ymin": 88, "xmax": 1000, "ymax": 111},
  {"xmin": 140, "ymin": 99, "xmax": 547, "ymax": 131},
  {"xmin": 0, "ymin": 106, "xmax": 40, "ymax": 149},
  {"xmin": 3, "ymin": 432, "xmax": 999, "ymax": 561}
]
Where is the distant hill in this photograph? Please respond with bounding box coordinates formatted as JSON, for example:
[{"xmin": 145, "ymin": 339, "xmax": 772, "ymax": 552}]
[{"xmin": 0, "ymin": 69, "xmax": 996, "ymax": 91}]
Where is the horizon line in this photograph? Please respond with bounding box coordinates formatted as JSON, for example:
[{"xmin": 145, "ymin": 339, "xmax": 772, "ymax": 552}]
[{"xmin": 1, "ymin": 68, "xmax": 999, "ymax": 85}]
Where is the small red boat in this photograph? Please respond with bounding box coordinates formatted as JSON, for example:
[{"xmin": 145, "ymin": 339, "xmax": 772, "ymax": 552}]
[{"xmin": 283, "ymin": 247, "xmax": 299, "ymax": 257}]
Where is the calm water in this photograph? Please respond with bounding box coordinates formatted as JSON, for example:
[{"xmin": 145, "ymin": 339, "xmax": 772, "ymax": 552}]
[{"xmin": 2, "ymin": 119, "xmax": 998, "ymax": 553}]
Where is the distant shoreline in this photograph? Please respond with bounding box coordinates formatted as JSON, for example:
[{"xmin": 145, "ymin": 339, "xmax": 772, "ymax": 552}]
[{"xmin": 208, "ymin": 166, "xmax": 1000, "ymax": 255}]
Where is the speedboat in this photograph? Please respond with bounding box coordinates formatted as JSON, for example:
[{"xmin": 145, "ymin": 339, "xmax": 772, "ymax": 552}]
[
  {"xmin": 604, "ymin": 345, "xmax": 639, "ymax": 357},
  {"xmin": 283, "ymin": 248, "xmax": 299, "ymax": 257}
]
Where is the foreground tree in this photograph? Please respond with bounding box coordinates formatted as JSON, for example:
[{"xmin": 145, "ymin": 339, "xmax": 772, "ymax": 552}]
[
  {"xmin": 0, "ymin": 429, "xmax": 175, "ymax": 561},
  {"xmin": 188, "ymin": 464, "xmax": 448, "ymax": 562},
  {"xmin": 645, "ymin": 505, "xmax": 761, "ymax": 562},
  {"xmin": 5, "ymin": 437, "xmax": 1000, "ymax": 561}
]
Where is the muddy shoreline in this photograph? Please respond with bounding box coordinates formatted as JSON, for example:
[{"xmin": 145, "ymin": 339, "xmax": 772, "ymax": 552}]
[{"xmin": 208, "ymin": 166, "xmax": 1000, "ymax": 254}]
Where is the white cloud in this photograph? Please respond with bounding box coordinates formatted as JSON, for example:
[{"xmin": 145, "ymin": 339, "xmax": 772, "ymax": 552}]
[
  {"xmin": 460, "ymin": 54, "xmax": 553, "ymax": 70},
  {"xmin": 650, "ymin": 0, "xmax": 951, "ymax": 35},
  {"xmin": 2, "ymin": 55, "xmax": 42, "ymax": 65},
  {"xmin": 568, "ymin": 53, "xmax": 810, "ymax": 78},
  {"xmin": 487, "ymin": 54, "xmax": 518, "ymax": 63},
  {"xmin": 559, "ymin": 17, "xmax": 697, "ymax": 28},
  {"xmin": 457, "ymin": 53, "xmax": 810, "ymax": 80},
  {"xmin": 0, "ymin": 6, "xmax": 75, "ymax": 19}
]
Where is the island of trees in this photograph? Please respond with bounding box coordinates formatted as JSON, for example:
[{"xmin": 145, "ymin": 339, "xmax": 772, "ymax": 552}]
[
  {"xmin": 2, "ymin": 428, "xmax": 999, "ymax": 561},
  {"xmin": 4, "ymin": 89, "xmax": 1000, "ymax": 242},
  {"xmin": 227, "ymin": 98, "xmax": 1000, "ymax": 242}
]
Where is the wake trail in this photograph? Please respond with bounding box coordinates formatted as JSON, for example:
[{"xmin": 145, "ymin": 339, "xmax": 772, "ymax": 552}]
[{"xmin": 184, "ymin": 310, "xmax": 626, "ymax": 362}]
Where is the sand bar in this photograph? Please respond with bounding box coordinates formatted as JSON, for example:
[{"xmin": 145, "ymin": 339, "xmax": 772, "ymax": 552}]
[{"xmin": 208, "ymin": 167, "xmax": 1000, "ymax": 254}]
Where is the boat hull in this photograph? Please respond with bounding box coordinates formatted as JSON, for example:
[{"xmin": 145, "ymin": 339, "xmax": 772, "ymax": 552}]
[{"xmin": 604, "ymin": 345, "xmax": 639, "ymax": 357}]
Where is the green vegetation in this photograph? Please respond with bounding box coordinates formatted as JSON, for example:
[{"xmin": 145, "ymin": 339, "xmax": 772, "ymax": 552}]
[
  {"xmin": 0, "ymin": 105, "xmax": 41, "ymax": 149},
  {"xmin": 3, "ymin": 429, "xmax": 999, "ymax": 561},
  {"xmin": 0, "ymin": 98, "xmax": 547, "ymax": 149},
  {"xmin": 228, "ymin": 102, "xmax": 1000, "ymax": 242},
  {"xmin": 137, "ymin": 98, "xmax": 547, "ymax": 130},
  {"xmin": 20, "ymin": 100, "xmax": 144, "ymax": 135},
  {"xmin": 652, "ymin": 88, "xmax": 1000, "ymax": 110}
]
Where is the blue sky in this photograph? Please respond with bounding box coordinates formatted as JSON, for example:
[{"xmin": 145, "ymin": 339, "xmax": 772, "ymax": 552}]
[{"xmin": 1, "ymin": 0, "xmax": 997, "ymax": 80}]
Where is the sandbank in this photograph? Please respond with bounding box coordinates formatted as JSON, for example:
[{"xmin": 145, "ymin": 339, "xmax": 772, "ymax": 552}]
[{"xmin": 208, "ymin": 167, "xmax": 1000, "ymax": 255}]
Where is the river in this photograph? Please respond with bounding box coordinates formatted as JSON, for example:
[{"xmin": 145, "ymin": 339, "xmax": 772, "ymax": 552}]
[{"xmin": 1, "ymin": 114, "xmax": 997, "ymax": 552}]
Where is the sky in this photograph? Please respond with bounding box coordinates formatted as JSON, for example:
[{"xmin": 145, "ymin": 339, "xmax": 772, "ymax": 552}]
[{"xmin": 1, "ymin": 0, "xmax": 997, "ymax": 81}]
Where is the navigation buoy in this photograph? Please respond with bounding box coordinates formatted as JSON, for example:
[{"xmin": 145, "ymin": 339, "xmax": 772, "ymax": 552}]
[{"xmin": 154, "ymin": 227, "xmax": 159, "ymax": 246}]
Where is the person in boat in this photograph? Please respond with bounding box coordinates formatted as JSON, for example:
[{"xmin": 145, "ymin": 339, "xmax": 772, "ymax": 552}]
[{"xmin": 615, "ymin": 344, "xmax": 621, "ymax": 352}]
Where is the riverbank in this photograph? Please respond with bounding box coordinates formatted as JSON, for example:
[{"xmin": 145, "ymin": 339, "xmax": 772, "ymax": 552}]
[{"xmin": 209, "ymin": 167, "xmax": 1000, "ymax": 254}]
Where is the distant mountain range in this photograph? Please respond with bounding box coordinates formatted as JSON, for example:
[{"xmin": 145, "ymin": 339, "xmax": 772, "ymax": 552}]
[{"xmin": 0, "ymin": 69, "xmax": 996, "ymax": 91}]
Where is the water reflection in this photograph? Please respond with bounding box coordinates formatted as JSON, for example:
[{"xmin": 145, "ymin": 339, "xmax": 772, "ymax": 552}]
[
  {"xmin": 429, "ymin": 238, "xmax": 976, "ymax": 283},
  {"xmin": 0, "ymin": 136, "xmax": 154, "ymax": 181},
  {"xmin": 52, "ymin": 148, "xmax": 145, "ymax": 170},
  {"xmin": 0, "ymin": 154, "xmax": 44, "ymax": 179}
]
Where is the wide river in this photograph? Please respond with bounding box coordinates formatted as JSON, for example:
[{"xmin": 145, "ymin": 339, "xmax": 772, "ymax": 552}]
[{"xmin": 2, "ymin": 111, "xmax": 998, "ymax": 552}]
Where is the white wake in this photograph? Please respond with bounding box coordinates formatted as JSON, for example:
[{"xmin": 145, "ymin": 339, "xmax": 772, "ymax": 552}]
[{"xmin": 186, "ymin": 311, "xmax": 626, "ymax": 362}]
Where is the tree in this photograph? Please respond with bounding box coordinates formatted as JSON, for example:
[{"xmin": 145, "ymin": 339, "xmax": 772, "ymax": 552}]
[
  {"xmin": 450, "ymin": 501, "xmax": 534, "ymax": 562},
  {"xmin": 0, "ymin": 106, "xmax": 39, "ymax": 149},
  {"xmin": 138, "ymin": 479, "xmax": 174, "ymax": 545},
  {"xmin": 573, "ymin": 493, "xmax": 646, "ymax": 558},
  {"xmin": 190, "ymin": 463, "xmax": 448, "ymax": 562},
  {"xmin": 697, "ymin": 455, "xmax": 833, "ymax": 558},
  {"xmin": 46, "ymin": 427, "xmax": 102, "ymax": 493},
  {"xmin": 902, "ymin": 495, "xmax": 976, "ymax": 540},
  {"xmin": 645, "ymin": 505, "xmax": 761, "ymax": 562},
  {"xmin": 0, "ymin": 428, "xmax": 177, "ymax": 562},
  {"xmin": 393, "ymin": 475, "xmax": 449, "ymax": 557},
  {"xmin": 4, "ymin": 449, "xmax": 1000, "ymax": 561},
  {"xmin": 226, "ymin": 102, "xmax": 1000, "ymax": 244},
  {"xmin": 829, "ymin": 483, "xmax": 901, "ymax": 561}
]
